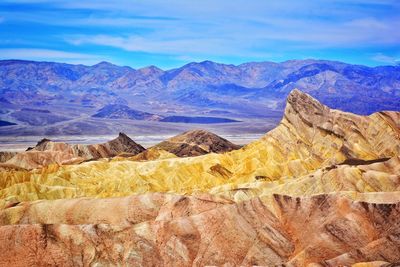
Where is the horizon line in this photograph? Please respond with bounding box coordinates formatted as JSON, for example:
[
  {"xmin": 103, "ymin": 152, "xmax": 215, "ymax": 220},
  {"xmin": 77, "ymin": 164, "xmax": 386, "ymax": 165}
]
[{"xmin": 0, "ymin": 58, "xmax": 398, "ymax": 71}]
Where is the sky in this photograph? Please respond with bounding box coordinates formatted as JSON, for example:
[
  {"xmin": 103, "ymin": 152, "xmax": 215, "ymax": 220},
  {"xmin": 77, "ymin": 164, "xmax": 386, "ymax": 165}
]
[{"xmin": 0, "ymin": 0, "xmax": 399, "ymax": 69}]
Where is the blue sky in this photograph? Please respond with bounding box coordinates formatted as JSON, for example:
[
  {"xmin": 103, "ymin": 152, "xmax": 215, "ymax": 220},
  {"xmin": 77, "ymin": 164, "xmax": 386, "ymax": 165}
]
[{"xmin": 0, "ymin": 0, "xmax": 399, "ymax": 69}]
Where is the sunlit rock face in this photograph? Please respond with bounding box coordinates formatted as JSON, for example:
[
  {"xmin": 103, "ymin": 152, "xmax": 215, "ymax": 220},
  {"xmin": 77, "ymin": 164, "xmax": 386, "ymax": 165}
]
[{"xmin": 0, "ymin": 89, "xmax": 399, "ymax": 266}]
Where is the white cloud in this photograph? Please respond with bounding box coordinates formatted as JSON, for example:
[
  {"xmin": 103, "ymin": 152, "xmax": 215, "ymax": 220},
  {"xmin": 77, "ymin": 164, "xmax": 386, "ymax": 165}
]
[
  {"xmin": 70, "ymin": 34, "xmax": 281, "ymax": 61},
  {"xmin": 66, "ymin": 34, "xmax": 260, "ymax": 57},
  {"xmin": 65, "ymin": 12, "xmax": 400, "ymax": 57},
  {"xmin": 372, "ymin": 53, "xmax": 400, "ymax": 65},
  {"xmin": 0, "ymin": 48, "xmax": 109, "ymax": 65}
]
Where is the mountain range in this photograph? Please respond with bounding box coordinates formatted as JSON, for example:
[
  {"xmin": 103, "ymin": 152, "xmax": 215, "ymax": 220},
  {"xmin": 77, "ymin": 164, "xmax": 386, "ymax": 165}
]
[{"xmin": 0, "ymin": 59, "xmax": 399, "ymax": 135}]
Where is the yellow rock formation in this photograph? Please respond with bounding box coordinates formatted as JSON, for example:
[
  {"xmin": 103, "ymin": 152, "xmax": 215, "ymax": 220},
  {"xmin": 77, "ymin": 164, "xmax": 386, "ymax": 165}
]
[{"xmin": 0, "ymin": 90, "xmax": 399, "ymax": 207}]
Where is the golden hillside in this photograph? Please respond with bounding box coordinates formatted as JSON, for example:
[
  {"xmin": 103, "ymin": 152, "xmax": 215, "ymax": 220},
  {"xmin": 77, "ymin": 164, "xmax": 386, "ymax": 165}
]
[{"xmin": 0, "ymin": 89, "xmax": 399, "ymax": 207}]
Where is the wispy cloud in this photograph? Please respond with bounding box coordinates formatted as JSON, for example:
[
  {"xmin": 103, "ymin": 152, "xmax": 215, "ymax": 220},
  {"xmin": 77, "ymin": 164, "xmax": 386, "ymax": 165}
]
[
  {"xmin": 67, "ymin": 35, "xmax": 248, "ymax": 56},
  {"xmin": 0, "ymin": 48, "xmax": 108, "ymax": 65},
  {"xmin": 65, "ymin": 14, "xmax": 400, "ymax": 56},
  {"xmin": 372, "ymin": 53, "xmax": 400, "ymax": 65}
]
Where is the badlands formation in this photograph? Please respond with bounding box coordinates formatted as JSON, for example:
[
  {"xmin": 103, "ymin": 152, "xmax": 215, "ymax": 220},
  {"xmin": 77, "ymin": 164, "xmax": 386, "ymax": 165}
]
[
  {"xmin": 0, "ymin": 89, "xmax": 399, "ymax": 266},
  {"xmin": 0, "ymin": 132, "xmax": 145, "ymax": 170}
]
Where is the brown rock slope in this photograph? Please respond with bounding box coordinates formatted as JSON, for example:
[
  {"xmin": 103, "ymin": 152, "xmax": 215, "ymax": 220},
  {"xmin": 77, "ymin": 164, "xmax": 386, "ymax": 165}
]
[
  {"xmin": 1, "ymin": 132, "xmax": 145, "ymax": 170},
  {"xmin": 152, "ymin": 129, "xmax": 242, "ymax": 157},
  {"xmin": 1, "ymin": 192, "xmax": 400, "ymax": 266},
  {"xmin": 0, "ymin": 151, "xmax": 17, "ymax": 163}
]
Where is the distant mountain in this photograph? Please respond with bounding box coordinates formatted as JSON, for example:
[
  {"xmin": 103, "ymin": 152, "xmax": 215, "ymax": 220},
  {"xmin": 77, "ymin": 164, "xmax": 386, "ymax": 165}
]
[
  {"xmin": 92, "ymin": 104, "xmax": 162, "ymax": 121},
  {"xmin": 0, "ymin": 59, "xmax": 399, "ymax": 135},
  {"xmin": 11, "ymin": 109, "xmax": 69, "ymax": 126},
  {"xmin": 92, "ymin": 104, "xmax": 238, "ymax": 124},
  {"xmin": 0, "ymin": 120, "xmax": 16, "ymax": 127}
]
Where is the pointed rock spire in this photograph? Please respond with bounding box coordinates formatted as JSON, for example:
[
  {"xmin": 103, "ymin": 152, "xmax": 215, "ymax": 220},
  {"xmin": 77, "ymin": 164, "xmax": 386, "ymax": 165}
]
[
  {"xmin": 283, "ymin": 89, "xmax": 332, "ymax": 128},
  {"xmin": 285, "ymin": 89, "xmax": 329, "ymax": 117}
]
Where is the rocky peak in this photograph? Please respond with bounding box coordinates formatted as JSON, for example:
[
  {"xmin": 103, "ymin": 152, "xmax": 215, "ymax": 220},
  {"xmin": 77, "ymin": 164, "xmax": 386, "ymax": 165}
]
[
  {"xmin": 282, "ymin": 89, "xmax": 333, "ymax": 130},
  {"xmin": 277, "ymin": 89, "xmax": 400, "ymax": 162},
  {"xmin": 169, "ymin": 129, "xmax": 225, "ymax": 145},
  {"xmin": 29, "ymin": 138, "xmax": 52, "ymax": 151},
  {"xmin": 285, "ymin": 89, "xmax": 329, "ymax": 117},
  {"xmin": 115, "ymin": 132, "xmax": 135, "ymax": 144},
  {"xmin": 138, "ymin": 65, "xmax": 164, "ymax": 75},
  {"xmin": 173, "ymin": 129, "xmax": 213, "ymax": 142},
  {"xmin": 36, "ymin": 138, "xmax": 51, "ymax": 146},
  {"xmin": 154, "ymin": 129, "xmax": 241, "ymax": 157},
  {"xmin": 106, "ymin": 132, "xmax": 145, "ymax": 155},
  {"xmin": 92, "ymin": 61, "xmax": 116, "ymax": 68}
]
